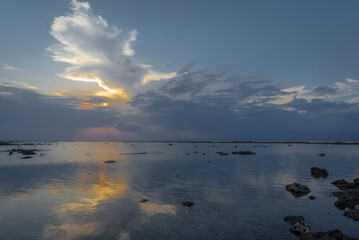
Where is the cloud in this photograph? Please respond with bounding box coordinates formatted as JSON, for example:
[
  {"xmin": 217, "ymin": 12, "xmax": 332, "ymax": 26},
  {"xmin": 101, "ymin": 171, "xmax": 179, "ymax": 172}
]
[
  {"xmin": 48, "ymin": 0, "xmax": 174, "ymax": 105},
  {"xmin": 112, "ymin": 71, "xmax": 359, "ymax": 141},
  {"xmin": 2, "ymin": 64, "xmax": 22, "ymax": 71},
  {"xmin": 0, "ymin": 85, "xmax": 125, "ymax": 140}
]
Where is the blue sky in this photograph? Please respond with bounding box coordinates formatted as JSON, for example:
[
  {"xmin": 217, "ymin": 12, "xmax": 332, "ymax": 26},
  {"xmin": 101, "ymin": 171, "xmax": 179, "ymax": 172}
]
[{"xmin": 0, "ymin": 0, "xmax": 359, "ymax": 141}]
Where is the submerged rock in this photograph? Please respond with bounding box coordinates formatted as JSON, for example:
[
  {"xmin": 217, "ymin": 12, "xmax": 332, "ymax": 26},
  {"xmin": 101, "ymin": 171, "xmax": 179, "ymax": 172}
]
[
  {"xmin": 21, "ymin": 156, "xmax": 33, "ymax": 159},
  {"xmin": 286, "ymin": 183, "xmax": 311, "ymax": 197},
  {"xmin": 308, "ymin": 195, "xmax": 316, "ymax": 200},
  {"xmin": 104, "ymin": 160, "xmax": 116, "ymax": 164},
  {"xmin": 319, "ymin": 153, "xmax": 325, "ymax": 156},
  {"xmin": 139, "ymin": 199, "xmax": 149, "ymax": 203},
  {"xmin": 311, "ymin": 167, "xmax": 328, "ymax": 178},
  {"xmin": 232, "ymin": 151, "xmax": 256, "ymax": 155},
  {"xmin": 182, "ymin": 201, "xmax": 194, "ymax": 207}
]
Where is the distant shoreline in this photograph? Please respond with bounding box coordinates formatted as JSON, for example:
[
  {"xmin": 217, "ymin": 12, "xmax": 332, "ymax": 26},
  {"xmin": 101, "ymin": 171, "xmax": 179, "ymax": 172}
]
[{"xmin": 1, "ymin": 140, "xmax": 358, "ymax": 145}]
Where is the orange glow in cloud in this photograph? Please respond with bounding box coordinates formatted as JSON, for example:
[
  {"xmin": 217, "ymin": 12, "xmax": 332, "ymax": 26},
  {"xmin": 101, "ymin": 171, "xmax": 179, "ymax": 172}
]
[
  {"xmin": 78, "ymin": 127, "xmax": 138, "ymax": 140},
  {"xmin": 60, "ymin": 73, "xmax": 118, "ymax": 94},
  {"xmin": 268, "ymin": 95, "xmax": 294, "ymax": 105}
]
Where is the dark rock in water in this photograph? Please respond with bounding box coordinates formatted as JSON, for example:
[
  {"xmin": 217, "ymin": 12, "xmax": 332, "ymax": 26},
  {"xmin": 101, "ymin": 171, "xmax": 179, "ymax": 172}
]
[
  {"xmin": 331, "ymin": 178, "xmax": 359, "ymax": 190},
  {"xmin": 283, "ymin": 216, "xmax": 305, "ymax": 225},
  {"xmin": 21, "ymin": 156, "xmax": 32, "ymax": 159},
  {"xmin": 233, "ymin": 146, "xmax": 238, "ymax": 148},
  {"xmin": 309, "ymin": 195, "xmax": 316, "ymax": 200},
  {"xmin": 202, "ymin": 153, "xmax": 206, "ymax": 155},
  {"xmin": 300, "ymin": 229, "xmax": 359, "ymax": 240},
  {"xmin": 331, "ymin": 178, "xmax": 359, "ymax": 221},
  {"xmin": 176, "ymin": 174, "xmax": 179, "ymax": 177},
  {"xmin": 286, "ymin": 183, "xmax": 311, "ymax": 197},
  {"xmin": 311, "ymin": 167, "xmax": 328, "ymax": 178},
  {"xmin": 216, "ymin": 151, "xmax": 223, "ymax": 154},
  {"xmin": 104, "ymin": 160, "xmax": 116, "ymax": 164},
  {"xmin": 19, "ymin": 149, "xmax": 36, "ymax": 155},
  {"xmin": 139, "ymin": 198, "xmax": 149, "ymax": 203},
  {"xmin": 290, "ymin": 222, "xmax": 311, "ymax": 236},
  {"xmin": 343, "ymin": 209, "xmax": 359, "ymax": 221},
  {"xmin": 220, "ymin": 153, "xmax": 229, "ymax": 156},
  {"xmin": 288, "ymin": 144, "xmax": 292, "ymax": 146},
  {"xmin": 284, "ymin": 216, "xmax": 358, "ymax": 239},
  {"xmin": 169, "ymin": 143, "xmax": 173, "ymax": 146},
  {"xmin": 319, "ymin": 153, "xmax": 325, "ymax": 156},
  {"xmin": 232, "ymin": 151, "xmax": 256, "ymax": 155},
  {"xmin": 182, "ymin": 201, "xmax": 194, "ymax": 207},
  {"xmin": 9, "ymin": 149, "xmax": 37, "ymax": 156}
]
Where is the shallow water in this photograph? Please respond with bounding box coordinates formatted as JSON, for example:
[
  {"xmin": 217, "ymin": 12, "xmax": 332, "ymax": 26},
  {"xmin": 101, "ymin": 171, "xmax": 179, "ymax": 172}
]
[{"xmin": 0, "ymin": 142, "xmax": 358, "ymax": 240}]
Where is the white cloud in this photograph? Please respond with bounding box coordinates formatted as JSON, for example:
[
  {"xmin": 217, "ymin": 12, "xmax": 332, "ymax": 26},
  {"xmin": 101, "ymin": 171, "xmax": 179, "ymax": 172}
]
[
  {"xmin": 48, "ymin": 0, "xmax": 175, "ymax": 101},
  {"xmin": 2, "ymin": 64, "xmax": 22, "ymax": 71}
]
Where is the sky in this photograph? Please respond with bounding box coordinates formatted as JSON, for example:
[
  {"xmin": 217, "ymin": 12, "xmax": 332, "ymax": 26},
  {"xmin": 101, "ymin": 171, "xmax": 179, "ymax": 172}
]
[{"xmin": 0, "ymin": 0, "xmax": 359, "ymax": 141}]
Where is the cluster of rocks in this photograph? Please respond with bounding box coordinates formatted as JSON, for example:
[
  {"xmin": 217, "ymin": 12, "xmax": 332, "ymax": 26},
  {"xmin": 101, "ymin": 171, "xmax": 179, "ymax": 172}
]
[
  {"xmin": 331, "ymin": 178, "xmax": 359, "ymax": 221},
  {"xmin": 284, "ymin": 216, "xmax": 358, "ymax": 240},
  {"xmin": 7, "ymin": 148, "xmax": 37, "ymax": 159},
  {"xmin": 284, "ymin": 163, "xmax": 359, "ymax": 239}
]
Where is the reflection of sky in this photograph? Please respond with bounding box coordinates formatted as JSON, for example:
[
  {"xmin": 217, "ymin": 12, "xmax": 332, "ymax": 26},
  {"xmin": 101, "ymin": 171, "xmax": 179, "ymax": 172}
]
[{"xmin": 0, "ymin": 142, "xmax": 359, "ymax": 239}]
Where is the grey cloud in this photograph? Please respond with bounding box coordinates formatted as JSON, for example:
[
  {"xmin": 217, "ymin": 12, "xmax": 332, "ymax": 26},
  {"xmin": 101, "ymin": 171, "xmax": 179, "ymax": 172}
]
[
  {"xmin": 115, "ymin": 71, "xmax": 359, "ymax": 141},
  {"xmin": 313, "ymin": 85, "xmax": 338, "ymax": 95},
  {"xmin": 0, "ymin": 86, "xmax": 120, "ymax": 140}
]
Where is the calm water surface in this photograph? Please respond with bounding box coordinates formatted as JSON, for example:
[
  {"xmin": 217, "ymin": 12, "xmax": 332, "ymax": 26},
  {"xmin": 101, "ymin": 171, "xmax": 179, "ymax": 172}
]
[{"xmin": 0, "ymin": 142, "xmax": 358, "ymax": 240}]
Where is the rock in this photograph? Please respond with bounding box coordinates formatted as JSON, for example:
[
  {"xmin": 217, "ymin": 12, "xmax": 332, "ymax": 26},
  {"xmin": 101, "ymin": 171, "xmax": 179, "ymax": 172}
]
[
  {"xmin": 300, "ymin": 229, "xmax": 359, "ymax": 240},
  {"xmin": 0, "ymin": 141, "xmax": 13, "ymax": 145},
  {"xmin": 331, "ymin": 178, "xmax": 359, "ymax": 190},
  {"xmin": 311, "ymin": 167, "xmax": 328, "ymax": 178},
  {"xmin": 284, "ymin": 216, "xmax": 358, "ymax": 239},
  {"xmin": 331, "ymin": 178, "xmax": 359, "ymax": 221},
  {"xmin": 286, "ymin": 183, "xmax": 311, "ymax": 197},
  {"xmin": 182, "ymin": 201, "xmax": 194, "ymax": 207},
  {"xmin": 309, "ymin": 195, "xmax": 316, "ymax": 200},
  {"xmin": 169, "ymin": 143, "xmax": 173, "ymax": 146},
  {"xmin": 216, "ymin": 151, "xmax": 229, "ymax": 156},
  {"xmin": 139, "ymin": 199, "xmax": 149, "ymax": 203},
  {"xmin": 19, "ymin": 149, "xmax": 37, "ymax": 155},
  {"xmin": 21, "ymin": 156, "xmax": 32, "ymax": 159},
  {"xmin": 290, "ymin": 222, "xmax": 311, "ymax": 236},
  {"xmin": 319, "ymin": 153, "xmax": 325, "ymax": 156},
  {"xmin": 232, "ymin": 151, "xmax": 256, "ymax": 155},
  {"xmin": 343, "ymin": 209, "xmax": 359, "ymax": 222},
  {"xmin": 104, "ymin": 160, "xmax": 116, "ymax": 164},
  {"xmin": 202, "ymin": 153, "xmax": 206, "ymax": 155},
  {"xmin": 283, "ymin": 216, "xmax": 305, "ymax": 225}
]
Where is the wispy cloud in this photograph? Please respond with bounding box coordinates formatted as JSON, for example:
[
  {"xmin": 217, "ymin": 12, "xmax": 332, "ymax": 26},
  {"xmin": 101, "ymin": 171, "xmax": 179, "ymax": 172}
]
[{"xmin": 2, "ymin": 64, "xmax": 22, "ymax": 71}]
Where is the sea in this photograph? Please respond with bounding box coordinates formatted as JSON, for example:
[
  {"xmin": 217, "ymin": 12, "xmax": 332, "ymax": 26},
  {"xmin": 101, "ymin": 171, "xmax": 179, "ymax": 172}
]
[{"xmin": 0, "ymin": 142, "xmax": 358, "ymax": 240}]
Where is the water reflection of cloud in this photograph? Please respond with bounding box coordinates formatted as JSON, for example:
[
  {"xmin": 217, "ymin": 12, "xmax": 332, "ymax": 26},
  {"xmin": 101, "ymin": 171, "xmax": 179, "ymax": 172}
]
[{"xmin": 140, "ymin": 202, "xmax": 176, "ymax": 215}]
